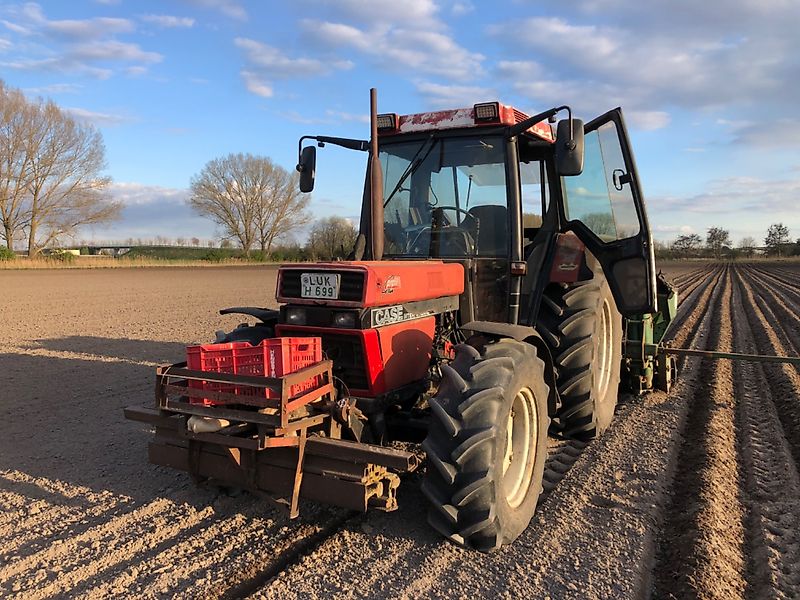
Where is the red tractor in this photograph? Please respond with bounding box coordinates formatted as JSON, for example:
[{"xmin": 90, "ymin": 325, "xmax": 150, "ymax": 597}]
[{"xmin": 127, "ymin": 90, "xmax": 664, "ymax": 551}]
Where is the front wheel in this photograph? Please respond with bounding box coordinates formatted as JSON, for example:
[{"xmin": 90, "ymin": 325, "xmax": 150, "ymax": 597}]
[{"xmin": 421, "ymin": 339, "xmax": 550, "ymax": 551}]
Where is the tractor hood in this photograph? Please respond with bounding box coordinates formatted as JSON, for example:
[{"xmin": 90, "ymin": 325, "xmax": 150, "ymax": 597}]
[{"xmin": 276, "ymin": 261, "xmax": 464, "ymax": 308}]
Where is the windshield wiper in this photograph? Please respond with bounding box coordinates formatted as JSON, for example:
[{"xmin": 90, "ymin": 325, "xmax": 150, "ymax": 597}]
[{"xmin": 383, "ymin": 136, "xmax": 438, "ymax": 208}]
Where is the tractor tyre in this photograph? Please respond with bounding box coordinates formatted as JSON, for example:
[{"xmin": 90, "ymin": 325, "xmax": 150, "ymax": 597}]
[
  {"xmin": 421, "ymin": 339, "xmax": 550, "ymax": 551},
  {"xmin": 537, "ymin": 270, "xmax": 622, "ymax": 439}
]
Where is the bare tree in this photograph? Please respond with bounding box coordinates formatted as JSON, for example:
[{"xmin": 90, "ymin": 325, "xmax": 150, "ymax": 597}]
[
  {"xmin": 764, "ymin": 223, "xmax": 790, "ymax": 256},
  {"xmin": 24, "ymin": 100, "xmax": 118, "ymax": 255},
  {"xmin": 253, "ymin": 166, "xmax": 311, "ymax": 253},
  {"xmin": 671, "ymin": 233, "xmax": 702, "ymax": 257},
  {"xmin": 307, "ymin": 216, "xmax": 358, "ymax": 261},
  {"xmin": 189, "ymin": 153, "xmax": 310, "ymax": 256},
  {"xmin": 705, "ymin": 227, "xmax": 731, "ymax": 259},
  {"xmin": 0, "ymin": 81, "xmax": 35, "ymax": 250},
  {"xmin": 738, "ymin": 236, "xmax": 756, "ymax": 258},
  {"xmin": 0, "ymin": 80, "xmax": 119, "ymax": 254}
]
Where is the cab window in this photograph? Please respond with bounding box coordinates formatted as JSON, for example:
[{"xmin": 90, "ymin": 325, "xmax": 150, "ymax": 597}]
[{"xmin": 563, "ymin": 122, "xmax": 641, "ymax": 241}]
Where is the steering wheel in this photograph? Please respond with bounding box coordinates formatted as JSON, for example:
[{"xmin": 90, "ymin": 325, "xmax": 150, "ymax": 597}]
[
  {"xmin": 429, "ymin": 206, "xmax": 481, "ymax": 256},
  {"xmin": 431, "ymin": 206, "xmax": 476, "ymax": 228}
]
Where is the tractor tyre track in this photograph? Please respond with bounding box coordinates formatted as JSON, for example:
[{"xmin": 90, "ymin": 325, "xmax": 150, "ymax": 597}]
[{"xmin": 729, "ymin": 265, "xmax": 800, "ymax": 598}]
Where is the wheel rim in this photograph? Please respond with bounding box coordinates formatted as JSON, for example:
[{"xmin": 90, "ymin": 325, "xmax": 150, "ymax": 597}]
[
  {"xmin": 596, "ymin": 297, "xmax": 614, "ymax": 399},
  {"xmin": 502, "ymin": 387, "xmax": 539, "ymax": 508}
]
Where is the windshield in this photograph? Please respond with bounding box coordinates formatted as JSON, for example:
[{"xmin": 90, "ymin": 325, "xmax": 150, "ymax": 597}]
[{"xmin": 380, "ymin": 135, "xmax": 510, "ymax": 257}]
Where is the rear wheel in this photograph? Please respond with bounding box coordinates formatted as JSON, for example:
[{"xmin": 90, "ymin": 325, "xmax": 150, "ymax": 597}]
[
  {"xmin": 537, "ymin": 269, "xmax": 622, "ymax": 439},
  {"xmin": 421, "ymin": 339, "xmax": 550, "ymax": 551}
]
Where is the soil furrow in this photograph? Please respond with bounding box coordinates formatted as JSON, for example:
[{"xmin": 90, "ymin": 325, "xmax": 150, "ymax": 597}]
[
  {"xmin": 666, "ymin": 264, "xmax": 725, "ymax": 349},
  {"xmin": 734, "ymin": 267, "xmax": 800, "ymax": 485},
  {"xmin": 730, "ymin": 264, "xmax": 800, "ymax": 598},
  {"xmin": 652, "ymin": 265, "xmax": 748, "ymax": 600},
  {"xmin": 742, "ymin": 266, "xmax": 800, "ymax": 341}
]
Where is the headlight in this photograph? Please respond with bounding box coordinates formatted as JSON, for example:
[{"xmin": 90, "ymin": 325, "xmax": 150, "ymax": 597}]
[
  {"xmin": 333, "ymin": 311, "xmax": 357, "ymax": 328},
  {"xmin": 285, "ymin": 307, "xmax": 307, "ymax": 325}
]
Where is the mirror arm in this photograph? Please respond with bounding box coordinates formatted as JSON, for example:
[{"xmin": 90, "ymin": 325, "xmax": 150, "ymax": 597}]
[
  {"xmin": 507, "ymin": 105, "xmax": 571, "ymax": 139},
  {"xmin": 297, "ymin": 135, "xmax": 369, "ymax": 169}
]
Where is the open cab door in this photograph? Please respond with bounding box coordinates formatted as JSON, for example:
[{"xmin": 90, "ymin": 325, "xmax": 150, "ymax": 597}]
[{"xmin": 561, "ymin": 108, "xmax": 657, "ymax": 316}]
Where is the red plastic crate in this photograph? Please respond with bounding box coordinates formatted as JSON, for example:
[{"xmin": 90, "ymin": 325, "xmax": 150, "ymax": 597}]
[{"xmin": 186, "ymin": 337, "xmax": 322, "ymax": 406}]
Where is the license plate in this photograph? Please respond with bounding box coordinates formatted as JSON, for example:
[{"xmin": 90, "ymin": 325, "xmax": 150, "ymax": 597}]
[{"xmin": 301, "ymin": 272, "xmax": 340, "ymax": 299}]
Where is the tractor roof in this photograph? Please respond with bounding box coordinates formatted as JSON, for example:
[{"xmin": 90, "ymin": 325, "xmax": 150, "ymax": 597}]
[{"xmin": 378, "ymin": 102, "xmax": 554, "ymax": 143}]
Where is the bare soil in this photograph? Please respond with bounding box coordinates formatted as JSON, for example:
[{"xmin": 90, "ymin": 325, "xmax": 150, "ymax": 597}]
[{"xmin": 1, "ymin": 261, "xmax": 799, "ymax": 599}]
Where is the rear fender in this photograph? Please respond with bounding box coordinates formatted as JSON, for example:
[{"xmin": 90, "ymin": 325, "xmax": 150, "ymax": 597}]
[
  {"xmin": 463, "ymin": 320, "xmax": 559, "ymax": 416},
  {"xmin": 219, "ymin": 307, "xmax": 279, "ymax": 323}
]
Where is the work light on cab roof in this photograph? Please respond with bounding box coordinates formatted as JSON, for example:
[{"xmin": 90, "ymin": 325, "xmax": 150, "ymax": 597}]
[{"xmin": 376, "ymin": 101, "xmax": 556, "ymax": 142}]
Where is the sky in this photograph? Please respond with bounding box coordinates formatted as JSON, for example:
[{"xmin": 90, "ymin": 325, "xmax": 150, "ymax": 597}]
[{"xmin": 1, "ymin": 0, "xmax": 798, "ymax": 246}]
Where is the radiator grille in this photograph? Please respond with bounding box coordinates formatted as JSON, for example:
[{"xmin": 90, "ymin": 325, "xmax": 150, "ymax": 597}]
[
  {"xmin": 320, "ymin": 333, "xmax": 370, "ymax": 391},
  {"xmin": 280, "ymin": 270, "xmax": 365, "ymax": 302}
]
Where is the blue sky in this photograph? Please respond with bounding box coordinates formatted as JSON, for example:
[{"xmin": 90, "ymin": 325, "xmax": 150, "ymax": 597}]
[{"xmin": 1, "ymin": 0, "xmax": 798, "ymax": 246}]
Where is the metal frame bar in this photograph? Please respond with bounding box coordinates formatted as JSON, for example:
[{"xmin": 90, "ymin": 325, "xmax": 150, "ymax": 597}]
[{"xmin": 663, "ymin": 346, "xmax": 800, "ymax": 366}]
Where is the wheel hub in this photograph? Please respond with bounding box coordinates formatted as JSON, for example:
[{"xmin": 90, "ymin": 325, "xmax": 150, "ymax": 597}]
[
  {"xmin": 502, "ymin": 387, "xmax": 538, "ymax": 508},
  {"xmin": 597, "ymin": 297, "xmax": 614, "ymax": 399}
]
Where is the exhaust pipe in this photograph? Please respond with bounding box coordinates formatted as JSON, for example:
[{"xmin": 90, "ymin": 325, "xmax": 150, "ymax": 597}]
[{"xmin": 369, "ymin": 88, "xmax": 384, "ymax": 261}]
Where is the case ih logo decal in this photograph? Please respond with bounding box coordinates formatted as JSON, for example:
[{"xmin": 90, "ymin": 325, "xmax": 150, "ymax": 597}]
[
  {"xmin": 381, "ymin": 275, "xmax": 401, "ymax": 294},
  {"xmin": 370, "ymin": 304, "xmax": 435, "ymax": 327}
]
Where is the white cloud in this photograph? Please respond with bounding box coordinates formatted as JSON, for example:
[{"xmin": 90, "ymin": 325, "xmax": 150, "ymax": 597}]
[
  {"xmin": 730, "ymin": 119, "xmax": 800, "ymax": 148},
  {"xmin": 496, "ymin": 60, "xmax": 544, "ymax": 80},
  {"xmin": 24, "ymin": 82, "xmax": 82, "ymax": 95},
  {"xmin": 1, "ymin": 57, "xmax": 114, "ymax": 79},
  {"xmin": 63, "ymin": 107, "xmax": 132, "ymax": 126},
  {"xmin": 235, "ymin": 37, "xmax": 352, "ymax": 78},
  {"xmin": 181, "ymin": 0, "xmax": 247, "ymax": 21},
  {"xmin": 279, "ymin": 110, "xmax": 329, "ymax": 125},
  {"xmin": 85, "ymin": 182, "xmax": 218, "ymax": 242},
  {"xmin": 647, "ymin": 175, "xmax": 800, "ymax": 242},
  {"xmin": 70, "ymin": 40, "xmax": 161, "ymax": 63},
  {"xmin": 240, "ymin": 70, "xmax": 272, "ymax": 98},
  {"xmin": 234, "ymin": 37, "xmax": 352, "ymax": 98},
  {"xmin": 304, "ymin": 19, "xmax": 483, "ymax": 81},
  {"xmin": 626, "ymin": 110, "xmax": 670, "ymax": 131},
  {"xmin": 489, "ymin": 3, "xmax": 800, "ymax": 131},
  {"xmin": 45, "ymin": 17, "xmax": 134, "ymax": 39},
  {"xmin": 451, "ymin": 1, "xmax": 475, "ymax": 16},
  {"xmin": 0, "ymin": 5, "xmax": 161, "ymax": 78},
  {"xmin": 415, "ymin": 81, "xmax": 496, "ymax": 108},
  {"xmin": 652, "ymin": 177, "xmax": 800, "ymax": 215},
  {"xmin": 325, "ymin": 109, "xmax": 369, "ymax": 124},
  {"xmin": 0, "ymin": 37, "xmax": 11, "ymax": 51},
  {"xmin": 141, "ymin": 15, "xmax": 196, "ymax": 28},
  {"xmin": 110, "ymin": 182, "xmax": 190, "ymax": 205},
  {"xmin": 307, "ymin": 0, "xmax": 439, "ymax": 26},
  {"xmin": 1, "ymin": 19, "xmax": 31, "ymax": 35},
  {"xmin": 125, "ymin": 65, "xmax": 148, "ymax": 77}
]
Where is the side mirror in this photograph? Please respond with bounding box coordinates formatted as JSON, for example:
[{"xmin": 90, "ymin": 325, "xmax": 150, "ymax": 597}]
[
  {"xmin": 297, "ymin": 145, "xmax": 316, "ymax": 193},
  {"xmin": 555, "ymin": 118, "xmax": 584, "ymax": 176}
]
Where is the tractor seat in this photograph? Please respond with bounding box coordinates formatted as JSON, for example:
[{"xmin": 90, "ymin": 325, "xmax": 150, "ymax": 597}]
[{"xmin": 467, "ymin": 204, "xmax": 508, "ymax": 256}]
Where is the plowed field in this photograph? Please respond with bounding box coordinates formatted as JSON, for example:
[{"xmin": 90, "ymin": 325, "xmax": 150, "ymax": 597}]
[{"xmin": 1, "ymin": 261, "xmax": 799, "ymax": 599}]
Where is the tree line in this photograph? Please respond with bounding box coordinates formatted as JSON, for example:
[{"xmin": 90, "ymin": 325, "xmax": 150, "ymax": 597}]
[
  {"xmin": 657, "ymin": 223, "xmax": 798, "ymax": 260},
  {"xmin": 0, "ymin": 80, "xmax": 120, "ymax": 255}
]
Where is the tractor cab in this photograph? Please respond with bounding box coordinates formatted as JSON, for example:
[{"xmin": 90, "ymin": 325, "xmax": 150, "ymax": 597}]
[{"xmin": 297, "ymin": 99, "xmax": 657, "ymax": 324}]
